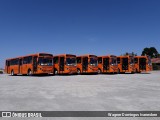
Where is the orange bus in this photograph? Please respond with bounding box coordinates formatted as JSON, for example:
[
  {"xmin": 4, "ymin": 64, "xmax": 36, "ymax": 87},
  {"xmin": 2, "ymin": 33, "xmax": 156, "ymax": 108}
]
[
  {"xmin": 98, "ymin": 55, "xmax": 118, "ymax": 74},
  {"xmin": 53, "ymin": 54, "xmax": 77, "ymax": 75},
  {"xmin": 5, "ymin": 53, "xmax": 53, "ymax": 76},
  {"xmin": 76, "ymin": 54, "xmax": 98, "ymax": 74},
  {"xmin": 117, "ymin": 55, "xmax": 135, "ymax": 73},
  {"xmin": 134, "ymin": 56, "xmax": 152, "ymax": 73}
]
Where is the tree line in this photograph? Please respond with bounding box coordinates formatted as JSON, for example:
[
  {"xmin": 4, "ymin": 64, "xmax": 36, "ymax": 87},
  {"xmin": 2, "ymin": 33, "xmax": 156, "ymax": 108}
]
[{"xmin": 123, "ymin": 47, "xmax": 159, "ymax": 58}]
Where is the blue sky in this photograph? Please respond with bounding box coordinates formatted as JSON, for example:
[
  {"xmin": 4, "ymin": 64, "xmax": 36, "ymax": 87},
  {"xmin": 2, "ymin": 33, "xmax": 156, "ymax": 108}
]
[{"xmin": 0, "ymin": 0, "xmax": 160, "ymax": 68}]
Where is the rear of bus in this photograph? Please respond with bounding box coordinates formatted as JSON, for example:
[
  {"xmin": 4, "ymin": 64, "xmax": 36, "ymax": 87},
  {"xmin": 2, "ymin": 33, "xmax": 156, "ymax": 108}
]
[{"xmin": 5, "ymin": 58, "xmax": 19, "ymax": 75}]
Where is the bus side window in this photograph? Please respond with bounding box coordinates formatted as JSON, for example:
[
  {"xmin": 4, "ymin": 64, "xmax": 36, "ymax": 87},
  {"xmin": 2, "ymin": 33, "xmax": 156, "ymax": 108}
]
[
  {"xmin": 19, "ymin": 59, "xmax": 22, "ymax": 65},
  {"xmin": 117, "ymin": 57, "xmax": 120, "ymax": 64},
  {"xmin": 6, "ymin": 60, "xmax": 10, "ymax": 66},
  {"xmin": 53, "ymin": 57, "xmax": 59, "ymax": 64},
  {"xmin": 77, "ymin": 57, "xmax": 81, "ymax": 63},
  {"xmin": 23, "ymin": 57, "xmax": 28, "ymax": 64},
  {"xmin": 28, "ymin": 56, "xmax": 32, "ymax": 64},
  {"xmin": 16, "ymin": 59, "xmax": 19, "ymax": 65},
  {"xmin": 98, "ymin": 57, "xmax": 102, "ymax": 64},
  {"xmin": 10, "ymin": 60, "xmax": 13, "ymax": 65},
  {"xmin": 10, "ymin": 59, "xmax": 18, "ymax": 65},
  {"xmin": 134, "ymin": 58, "xmax": 138, "ymax": 63}
]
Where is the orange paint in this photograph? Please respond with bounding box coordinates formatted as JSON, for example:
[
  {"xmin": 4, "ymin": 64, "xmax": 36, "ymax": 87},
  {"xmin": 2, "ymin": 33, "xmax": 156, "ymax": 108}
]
[
  {"xmin": 5, "ymin": 53, "xmax": 53, "ymax": 75},
  {"xmin": 76, "ymin": 54, "xmax": 98, "ymax": 74},
  {"xmin": 53, "ymin": 54, "xmax": 77, "ymax": 74},
  {"xmin": 98, "ymin": 55, "xmax": 118, "ymax": 73},
  {"xmin": 117, "ymin": 55, "xmax": 135, "ymax": 73}
]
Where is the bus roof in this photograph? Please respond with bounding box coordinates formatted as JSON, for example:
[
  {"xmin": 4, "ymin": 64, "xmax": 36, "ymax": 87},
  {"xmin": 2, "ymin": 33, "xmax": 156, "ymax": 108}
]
[
  {"xmin": 98, "ymin": 55, "xmax": 117, "ymax": 58},
  {"xmin": 53, "ymin": 54, "xmax": 76, "ymax": 57},
  {"xmin": 77, "ymin": 54, "xmax": 97, "ymax": 57},
  {"xmin": 117, "ymin": 55, "xmax": 134, "ymax": 58},
  {"xmin": 134, "ymin": 56, "xmax": 147, "ymax": 58},
  {"xmin": 6, "ymin": 53, "xmax": 53, "ymax": 61}
]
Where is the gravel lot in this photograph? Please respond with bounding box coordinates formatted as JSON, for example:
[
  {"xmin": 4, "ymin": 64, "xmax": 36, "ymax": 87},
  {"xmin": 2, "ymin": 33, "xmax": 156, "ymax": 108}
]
[{"xmin": 0, "ymin": 71, "xmax": 160, "ymax": 120}]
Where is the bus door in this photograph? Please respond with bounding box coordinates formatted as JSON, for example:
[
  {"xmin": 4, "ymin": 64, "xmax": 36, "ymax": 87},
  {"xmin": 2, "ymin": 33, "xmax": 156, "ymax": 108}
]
[
  {"xmin": 82, "ymin": 57, "xmax": 88, "ymax": 72},
  {"xmin": 59, "ymin": 57, "xmax": 64, "ymax": 72},
  {"xmin": 122, "ymin": 58, "xmax": 128, "ymax": 70},
  {"xmin": 19, "ymin": 58, "xmax": 22, "ymax": 74},
  {"xmin": 33, "ymin": 56, "xmax": 37, "ymax": 73},
  {"xmin": 103, "ymin": 58, "xmax": 109, "ymax": 71},
  {"xmin": 139, "ymin": 58, "xmax": 146, "ymax": 70}
]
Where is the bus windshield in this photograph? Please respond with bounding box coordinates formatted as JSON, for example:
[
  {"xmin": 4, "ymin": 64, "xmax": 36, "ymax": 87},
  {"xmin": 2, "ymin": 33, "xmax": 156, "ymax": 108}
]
[
  {"xmin": 38, "ymin": 57, "xmax": 53, "ymax": 66},
  {"xmin": 90, "ymin": 57, "xmax": 98, "ymax": 66},
  {"xmin": 66, "ymin": 57, "xmax": 76, "ymax": 66},
  {"xmin": 111, "ymin": 57, "xmax": 117, "ymax": 65}
]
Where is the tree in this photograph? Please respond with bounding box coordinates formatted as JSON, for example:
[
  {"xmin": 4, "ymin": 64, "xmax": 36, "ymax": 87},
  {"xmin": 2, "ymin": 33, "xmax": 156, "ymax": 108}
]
[{"xmin": 141, "ymin": 47, "xmax": 158, "ymax": 58}]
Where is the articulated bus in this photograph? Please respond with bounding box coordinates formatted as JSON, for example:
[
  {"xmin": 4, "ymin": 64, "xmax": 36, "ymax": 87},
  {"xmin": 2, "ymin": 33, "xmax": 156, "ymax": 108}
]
[
  {"xmin": 117, "ymin": 55, "xmax": 135, "ymax": 73},
  {"xmin": 53, "ymin": 54, "xmax": 77, "ymax": 75},
  {"xmin": 134, "ymin": 56, "xmax": 152, "ymax": 73},
  {"xmin": 5, "ymin": 53, "xmax": 53, "ymax": 76},
  {"xmin": 98, "ymin": 55, "xmax": 118, "ymax": 74},
  {"xmin": 76, "ymin": 54, "xmax": 98, "ymax": 74}
]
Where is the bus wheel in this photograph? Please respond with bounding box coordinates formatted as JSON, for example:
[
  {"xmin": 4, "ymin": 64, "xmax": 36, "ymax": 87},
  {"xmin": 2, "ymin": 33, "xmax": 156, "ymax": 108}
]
[
  {"xmin": 28, "ymin": 69, "xmax": 32, "ymax": 76},
  {"xmin": 77, "ymin": 69, "xmax": 81, "ymax": 75},
  {"xmin": 54, "ymin": 69, "xmax": 58, "ymax": 75},
  {"xmin": 11, "ymin": 70, "xmax": 14, "ymax": 76},
  {"xmin": 98, "ymin": 69, "xmax": 101, "ymax": 74}
]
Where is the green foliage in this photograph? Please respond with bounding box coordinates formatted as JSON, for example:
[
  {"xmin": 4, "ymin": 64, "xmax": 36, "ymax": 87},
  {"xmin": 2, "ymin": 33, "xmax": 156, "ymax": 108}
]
[{"xmin": 141, "ymin": 47, "xmax": 159, "ymax": 58}]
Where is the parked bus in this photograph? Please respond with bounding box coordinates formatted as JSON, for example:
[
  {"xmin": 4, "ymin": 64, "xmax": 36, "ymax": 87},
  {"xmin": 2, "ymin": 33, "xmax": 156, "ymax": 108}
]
[
  {"xmin": 5, "ymin": 53, "xmax": 53, "ymax": 76},
  {"xmin": 98, "ymin": 55, "xmax": 118, "ymax": 74},
  {"xmin": 53, "ymin": 54, "xmax": 77, "ymax": 75},
  {"xmin": 76, "ymin": 54, "xmax": 98, "ymax": 74},
  {"xmin": 117, "ymin": 55, "xmax": 135, "ymax": 73},
  {"xmin": 134, "ymin": 56, "xmax": 152, "ymax": 73}
]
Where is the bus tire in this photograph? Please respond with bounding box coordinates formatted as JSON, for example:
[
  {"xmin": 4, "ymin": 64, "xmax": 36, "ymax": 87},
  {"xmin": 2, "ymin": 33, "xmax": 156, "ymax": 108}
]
[
  {"xmin": 28, "ymin": 69, "xmax": 32, "ymax": 76},
  {"xmin": 11, "ymin": 70, "xmax": 14, "ymax": 76},
  {"xmin": 54, "ymin": 69, "xmax": 58, "ymax": 75},
  {"xmin": 98, "ymin": 69, "xmax": 101, "ymax": 74},
  {"xmin": 77, "ymin": 69, "xmax": 81, "ymax": 75}
]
